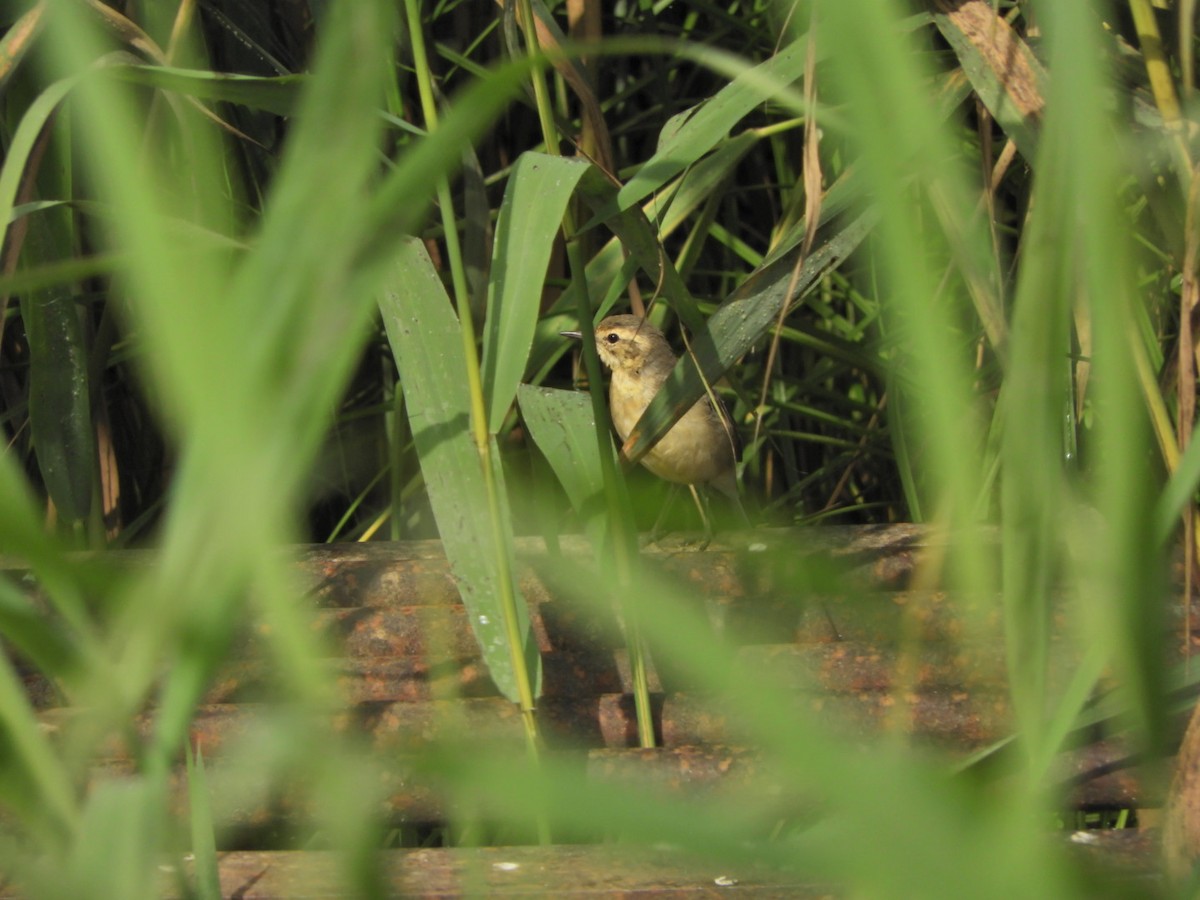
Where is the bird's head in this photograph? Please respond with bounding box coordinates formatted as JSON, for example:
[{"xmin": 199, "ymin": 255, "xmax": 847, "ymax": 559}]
[{"xmin": 562, "ymin": 315, "xmax": 672, "ymax": 375}]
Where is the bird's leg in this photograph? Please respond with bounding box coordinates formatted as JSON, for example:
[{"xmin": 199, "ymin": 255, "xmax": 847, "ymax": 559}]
[
  {"xmin": 689, "ymin": 483, "xmax": 714, "ymax": 546},
  {"xmin": 647, "ymin": 483, "xmax": 682, "ymax": 543}
]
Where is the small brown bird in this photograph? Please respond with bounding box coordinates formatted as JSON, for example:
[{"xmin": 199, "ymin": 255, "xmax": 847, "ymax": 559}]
[{"xmin": 563, "ymin": 315, "xmax": 740, "ymax": 506}]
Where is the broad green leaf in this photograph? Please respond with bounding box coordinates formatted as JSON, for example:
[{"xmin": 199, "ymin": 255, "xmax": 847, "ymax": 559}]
[
  {"xmin": 15, "ymin": 114, "xmax": 94, "ymax": 528},
  {"xmin": 380, "ymin": 238, "xmax": 540, "ymax": 702},
  {"xmin": 518, "ymin": 384, "xmax": 608, "ymax": 546},
  {"xmin": 482, "ymin": 152, "xmax": 591, "ymax": 433},
  {"xmin": 643, "ymin": 132, "xmax": 758, "ymax": 240},
  {"xmin": 21, "ymin": 286, "xmax": 93, "ymax": 527},
  {"xmin": 23, "ymin": 292, "xmax": 93, "ymax": 525}
]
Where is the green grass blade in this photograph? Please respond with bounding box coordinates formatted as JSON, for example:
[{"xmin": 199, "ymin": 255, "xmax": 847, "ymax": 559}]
[
  {"xmin": 818, "ymin": 0, "xmax": 991, "ymax": 559},
  {"xmin": 0, "ymin": 649, "xmax": 75, "ymax": 847},
  {"xmin": 998, "ymin": 92, "xmax": 1076, "ymax": 760},
  {"xmin": 0, "ymin": 575, "xmax": 79, "ymax": 679},
  {"xmin": 110, "ymin": 64, "xmax": 304, "ymax": 115},
  {"xmin": 185, "ymin": 745, "xmax": 221, "ymax": 900},
  {"xmin": 56, "ymin": 776, "xmax": 166, "ymax": 900},
  {"xmin": 575, "ymin": 166, "xmax": 708, "ymax": 331},
  {"xmin": 482, "ymin": 152, "xmax": 591, "ymax": 433},
  {"xmin": 1156, "ymin": 417, "xmax": 1200, "ymax": 542},
  {"xmin": 1039, "ymin": 3, "xmax": 1170, "ymax": 759}
]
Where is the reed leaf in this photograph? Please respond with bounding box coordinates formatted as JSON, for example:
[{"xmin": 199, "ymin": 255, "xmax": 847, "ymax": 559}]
[
  {"xmin": 381, "ymin": 238, "xmax": 541, "ymax": 703},
  {"xmin": 482, "ymin": 152, "xmax": 592, "ymax": 433}
]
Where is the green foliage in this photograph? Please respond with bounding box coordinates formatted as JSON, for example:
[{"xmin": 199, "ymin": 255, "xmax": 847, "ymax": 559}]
[
  {"xmin": 380, "ymin": 238, "xmax": 541, "ymax": 705},
  {"xmin": 0, "ymin": 0, "xmax": 1195, "ymax": 896}
]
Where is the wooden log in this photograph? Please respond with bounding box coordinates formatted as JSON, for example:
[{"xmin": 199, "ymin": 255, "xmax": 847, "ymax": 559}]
[
  {"xmin": 144, "ymin": 845, "xmax": 831, "ymax": 899},
  {"xmin": 294, "ymin": 525, "xmax": 951, "ymax": 609},
  {"xmin": 1, "ymin": 525, "xmax": 1182, "ymax": 881},
  {"xmin": 65, "ymin": 828, "xmax": 1142, "ymax": 900},
  {"xmin": 41, "ymin": 680, "xmax": 1015, "ymax": 763}
]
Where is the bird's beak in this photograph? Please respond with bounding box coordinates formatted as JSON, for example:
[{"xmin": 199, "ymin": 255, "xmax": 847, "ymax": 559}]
[{"xmin": 560, "ymin": 330, "xmax": 582, "ymax": 340}]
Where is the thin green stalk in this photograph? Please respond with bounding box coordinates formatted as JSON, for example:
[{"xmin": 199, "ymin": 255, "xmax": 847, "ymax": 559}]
[
  {"xmin": 565, "ymin": 236, "xmax": 655, "ymax": 747},
  {"xmin": 1183, "ymin": 0, "xmax": 1197, "ymax": 99},
  {"xmin": 404, "ymin": 0, "xmax": 542, "ymax": 755},
  {"xmin": 515, "ymin": 0, "xmax": 655, "ymax": 747},
  {"xmin": 1127, "ymin": 0, "xmax": 1191, "ymax": 180}
]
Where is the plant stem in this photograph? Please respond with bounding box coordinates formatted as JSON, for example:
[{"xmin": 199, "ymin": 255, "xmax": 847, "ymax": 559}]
[
  {"xmin": 516, "ymin": 0, "xmax": 655, "ymax": 747},
  {"xmin": 404, "ymin": 0, "xmax": 543, "ymax": 761}
]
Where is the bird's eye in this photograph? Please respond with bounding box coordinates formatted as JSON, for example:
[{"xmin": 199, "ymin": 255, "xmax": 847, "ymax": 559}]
[{"xmin": 605, "ymin": 333, "xmax": 620, "ymax": 344}]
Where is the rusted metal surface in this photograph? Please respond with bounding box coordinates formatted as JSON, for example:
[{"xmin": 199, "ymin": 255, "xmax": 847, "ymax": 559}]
[{"xmin": 301, "ymin": 540, "xmax": 463, "ymax": 608}]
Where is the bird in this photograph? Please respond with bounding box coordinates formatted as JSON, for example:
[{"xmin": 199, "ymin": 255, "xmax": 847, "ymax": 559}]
[{"xmin": 562, "ymin": 315, "xmax": 743, "ymax": 522}]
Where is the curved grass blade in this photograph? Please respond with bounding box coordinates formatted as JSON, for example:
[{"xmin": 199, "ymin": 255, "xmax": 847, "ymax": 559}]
[
  {"xmin": 616, "ymin": 38, "xmax": 809, "ymax": 212},
  {"xmin": 0, "ymin": 75, "xmax": 77, "ymax": 261}
]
